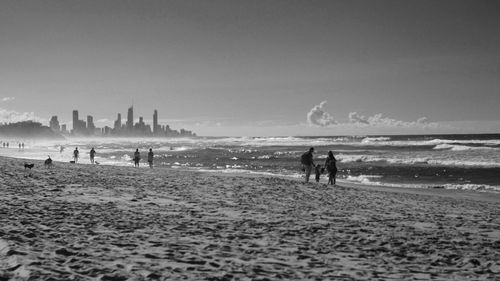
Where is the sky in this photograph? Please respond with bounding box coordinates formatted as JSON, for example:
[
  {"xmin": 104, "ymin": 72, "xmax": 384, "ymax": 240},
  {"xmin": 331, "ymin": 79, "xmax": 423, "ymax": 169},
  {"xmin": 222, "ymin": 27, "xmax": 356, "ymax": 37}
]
[{"xmin": 0, "ymin": 0, "xmax": 499, "ymax": 136}]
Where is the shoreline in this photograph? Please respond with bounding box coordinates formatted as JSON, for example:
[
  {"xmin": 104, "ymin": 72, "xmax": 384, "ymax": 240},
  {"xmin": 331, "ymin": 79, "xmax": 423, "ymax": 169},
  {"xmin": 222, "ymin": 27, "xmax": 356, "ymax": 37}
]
[
  {"xmin": 1, "ymin": 155, "xmax": 499, "ymax": 279},
  {"xmin": 4, "ymin": 153, "xmax": 500, "ymax": 204}
]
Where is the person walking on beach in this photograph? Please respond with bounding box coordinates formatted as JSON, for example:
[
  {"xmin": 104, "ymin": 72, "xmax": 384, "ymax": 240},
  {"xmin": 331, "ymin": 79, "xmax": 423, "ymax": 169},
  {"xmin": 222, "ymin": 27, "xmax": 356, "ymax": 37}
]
[
  {"xmin": 133, "ymin": 148, "xmax": 141, "ymax": 167},
  {"xmin": 324, "ymin": 151, "xmax": 338, "ymax": 185},
  {"xmin": 89, "ymin": 147, "xmax": 96, "ymax": 164},
  {"xmin": 73, "ymin": 147, "xmax": 79, "ymax": 163},
  {"xmin": 301, "ymin": 147, "xmax": 315, "ymax": 183},
  {"xmin": 147, "ymin": 148, "xmax": 154, "ymax": 168}
]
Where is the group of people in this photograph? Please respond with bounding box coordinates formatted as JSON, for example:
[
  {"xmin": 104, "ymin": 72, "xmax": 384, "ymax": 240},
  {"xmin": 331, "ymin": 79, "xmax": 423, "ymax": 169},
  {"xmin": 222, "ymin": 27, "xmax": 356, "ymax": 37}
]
[
  {"xmin": 1, "ymin": 142, "xmax": 24, "ymax": 149},
  {"xmin": 133, "ymin": 148, "xmax": 154, "ymax": 168},
  {"xmin": 66, "ymin": 145, "xmax": 335, "ymax": 184},
  {"xmin": 71, "ymin": 147, "xmax": 154, "ymax": 168},
  {"xmin": 301, "ymin": 147, "xmax": 337, "ymax": 185}
]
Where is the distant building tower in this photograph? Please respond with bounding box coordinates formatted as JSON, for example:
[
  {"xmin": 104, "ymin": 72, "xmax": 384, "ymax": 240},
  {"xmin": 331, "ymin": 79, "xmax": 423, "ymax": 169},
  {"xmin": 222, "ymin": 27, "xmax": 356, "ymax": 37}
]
[
  {"xmin": 72, "ymin": 110, "xmax": 79, "ymax": 133},
  {"xmin": 126, "ymin": 106, "xmax": 134, "ymax": 131},
  {"xmin": 87, "ymin": 115, "xmax": 95, "ymax": 133},
  {"xmin": 114, "ymin": 113, "xmax": 122, "ymax": 130},
  {"xmin": 61, "ymin": 124, "xmax": 67, "ymax": 134},
  {"xmin": 153, "ymin": 110, "xmax": 158, "ymax": 135},
  {"xmin": 72, "ymin": 110, "xmax": 84, "ymax": 134},
  {"xmin": 49, "ymin": 116, "xmax": 60, "ymax": 132}
]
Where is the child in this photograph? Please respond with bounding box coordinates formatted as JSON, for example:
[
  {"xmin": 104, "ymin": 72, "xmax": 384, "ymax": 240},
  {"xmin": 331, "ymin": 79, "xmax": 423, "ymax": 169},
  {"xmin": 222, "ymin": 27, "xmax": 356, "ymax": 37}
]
[{"xmin": 315, "ymin": 164, "xmax": 323, "ymax": 183}]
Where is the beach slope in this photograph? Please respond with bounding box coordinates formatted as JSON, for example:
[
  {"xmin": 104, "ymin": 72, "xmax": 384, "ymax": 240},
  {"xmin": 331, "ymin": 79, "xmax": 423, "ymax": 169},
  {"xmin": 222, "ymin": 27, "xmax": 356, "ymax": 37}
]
[{"xmin": 1, "ymin": 156, "xmax": 499, "ymax": 280}]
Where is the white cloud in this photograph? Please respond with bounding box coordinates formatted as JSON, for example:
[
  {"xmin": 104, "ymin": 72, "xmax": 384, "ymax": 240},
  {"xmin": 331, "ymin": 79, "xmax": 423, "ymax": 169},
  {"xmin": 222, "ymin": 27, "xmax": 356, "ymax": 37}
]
[
  {"xmin": 348, "ymin": 111, "xmax": 437, "ymax": 128},
  {"xmin": 305, "ymin": 100, "xmax": 438, "ymax": 130},
  {"xmin": 348, "ymin": 112, "xmax": 370, "ymax": 124},
  {"xmin": 0, "ymin": 108, "xmax": 37, "ymax": 123},
  {"xmin": 1, "ymin": 97, "xmax": 15, "ymax": 102},
  {"xmin": 307, "ymin": 101, "xmax": 338, "ymax": 127}
]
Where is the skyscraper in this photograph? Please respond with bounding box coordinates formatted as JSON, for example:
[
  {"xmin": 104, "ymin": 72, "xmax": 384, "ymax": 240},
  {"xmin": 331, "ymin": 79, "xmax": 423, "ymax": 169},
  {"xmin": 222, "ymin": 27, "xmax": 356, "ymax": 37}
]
[
  {"xmin": 72, "ymin": 110, "xmax": 78, "ymax": 130},
  {"xmin": 153, "ymin": 109, "xmax": 158, "ymax": 135},
  {"xmin": 114, "ymin": 113, "xmax": 122, "ymax": 130},
  {"xmin": 87, "ymin": 115, "xmax": 95, "ymax": 132},
  {"xmin": 72, "ymin": 110, "xmax": 81, "ymax": 134},
  {"xmin": 126, "ymin": 106, "xmax": 133, "ymax": 131}
]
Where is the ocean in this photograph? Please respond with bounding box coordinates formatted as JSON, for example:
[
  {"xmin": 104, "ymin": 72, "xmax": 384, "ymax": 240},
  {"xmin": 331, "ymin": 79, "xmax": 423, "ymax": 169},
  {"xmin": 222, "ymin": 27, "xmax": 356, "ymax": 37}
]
[{"xmin": 1, "ymin": 134, "xmax": 499, "ymax": 193}]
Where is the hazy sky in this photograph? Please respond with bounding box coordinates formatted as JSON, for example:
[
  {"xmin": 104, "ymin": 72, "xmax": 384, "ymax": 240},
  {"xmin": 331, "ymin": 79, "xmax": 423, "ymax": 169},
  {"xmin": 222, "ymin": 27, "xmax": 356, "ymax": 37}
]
[{"xmin": 0, "ymin": 0, "xmax": 499, "ymax": 136}]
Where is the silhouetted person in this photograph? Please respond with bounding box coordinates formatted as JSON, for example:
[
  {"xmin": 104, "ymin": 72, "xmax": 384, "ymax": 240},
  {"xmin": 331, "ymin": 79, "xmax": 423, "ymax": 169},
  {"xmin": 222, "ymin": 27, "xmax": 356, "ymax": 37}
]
[
  {"xmin": 6, "ymin": 142, "xmax": 8, "ymax": 148},
  {"xmin": 22, "ymin": 143, "xmax": 24, "ymax": 150},
  {"xmin": 73, "ymin": 147, "xmax": 79, "ymax": 163},
  {"xmin": 60, "ymin": 145, "xmax": 64, "ymax": 153},
  {"xmin": 18, "ymin": 143, "xmax": 21, "ymax": 151},
  {"xmin": 147, "ymin": 148, "xmax": 154, "ymax": 168},
  {"xmin": 301, "ymin": 147, "xmax": 315, "ymax": 183},
  {"xmin": 133, "ymin": 149, "xmax": 141, "ymax": 167},
  {"xmin": 324, "ymin": 151, "xmax": 338, "ymax": 185},
  {"xmin": 90, "ymin": 148, "xmax": 96, "ymax": 164},
  {"xmin": 315, "ymin": 164, "xmax": 323, "ymax": 183}
]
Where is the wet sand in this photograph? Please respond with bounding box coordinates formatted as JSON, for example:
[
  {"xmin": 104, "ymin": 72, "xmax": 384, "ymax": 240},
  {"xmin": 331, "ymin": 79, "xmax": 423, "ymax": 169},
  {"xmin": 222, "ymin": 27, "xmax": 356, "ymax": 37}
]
[{"xmin": 1, "ymin": 156, "xmax": 499, "ymax": 280}]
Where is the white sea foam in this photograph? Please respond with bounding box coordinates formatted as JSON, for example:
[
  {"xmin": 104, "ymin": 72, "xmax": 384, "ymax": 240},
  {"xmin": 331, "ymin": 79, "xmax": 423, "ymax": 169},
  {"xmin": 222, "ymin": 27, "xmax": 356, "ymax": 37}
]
[
  {"xmin": 440, "ymin": 183, "xmax": 500, "ymax": 192},
  {"xmin": 349, "ymin": 138, "xmax": 500, "ymax": 148},
  {"xmin": 427, "ymin": 138, "xmax": 500, "ymax": 146},
  {"xmin": 344, "ymin": 175, "xmax": 383, "ymax": 184},
  {"xmin": 257, "ymin": 155, "xmax": 273, "ymax": 159},
  {"xmin": 336, "ymin": 153, "xmax": 500, "ymax": 167},
  {"xmin": 361, "ymin": 136, "xmax": 392, "ymax": 143},
  {"xmin": 121, "ymin": 154, "xmax": 132, "ymax": 161},
  {"xmin": 433, "ymin": 144, "xmax": 499, "ymax": 151},
  {"xmin": 11, "ymin": 136, "xmax": 500, "ymax": 152},
  {"xmin": 341, "ymin": 175, "xmax": 500, "ymax": 192}
]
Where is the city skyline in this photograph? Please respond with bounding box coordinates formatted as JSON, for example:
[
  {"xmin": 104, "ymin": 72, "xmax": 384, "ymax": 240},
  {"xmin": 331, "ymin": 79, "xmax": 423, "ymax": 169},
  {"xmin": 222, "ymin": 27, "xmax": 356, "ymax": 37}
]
[
  {"xmin": 0, "ymin": 1, "xmax": 499, "ymax": 136},
  {"xmin": 49, "ymin": 106, "xmax": 196, "ymax": 137}
]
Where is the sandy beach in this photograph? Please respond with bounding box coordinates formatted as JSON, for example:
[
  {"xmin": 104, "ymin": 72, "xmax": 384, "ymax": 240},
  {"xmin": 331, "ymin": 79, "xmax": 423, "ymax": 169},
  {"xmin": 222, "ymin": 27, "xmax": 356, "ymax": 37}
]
[{"xmin": 1, "ymin": 156, "xmax": 499, "ymax": 280}]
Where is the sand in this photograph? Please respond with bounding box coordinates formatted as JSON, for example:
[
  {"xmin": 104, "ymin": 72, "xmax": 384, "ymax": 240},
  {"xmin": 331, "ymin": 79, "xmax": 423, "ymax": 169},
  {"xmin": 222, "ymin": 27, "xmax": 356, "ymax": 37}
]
[{"xmin": 1, "ymin": 156, "xmax": 499, "ymax": 280}]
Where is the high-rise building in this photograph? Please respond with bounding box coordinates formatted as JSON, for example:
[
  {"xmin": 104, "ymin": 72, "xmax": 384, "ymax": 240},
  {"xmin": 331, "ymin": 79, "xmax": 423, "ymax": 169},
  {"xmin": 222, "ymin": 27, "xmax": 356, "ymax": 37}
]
[
  {"xmin": 49, "ymin": 116, "xmax": 60, "ymax": 132},
  {"xmin": 153, "ymin": 110, "xmax": 158, "ymax": 135},
  {"xmin": 87, "ymin": 115, "xmax": 95, "ymax": 132},
  {"xmin": 114, "ymin": 113, "xmax": 122, "ymax": 130},
  {"xmin": 72, "ymin": 110, "xmax": 79, "ymax": 131},
  {"xmin": 126, "ymin": 106, "xmax": 133, "ymax": 131},
  {"xmin": 71, "ymin": 110, "xmax": 88, "ymax": 134}
]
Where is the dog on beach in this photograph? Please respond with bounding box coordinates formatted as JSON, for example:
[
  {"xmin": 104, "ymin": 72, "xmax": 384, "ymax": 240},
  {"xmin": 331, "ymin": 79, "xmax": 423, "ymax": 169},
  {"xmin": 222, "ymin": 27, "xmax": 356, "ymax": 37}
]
[
  {"xmin": 24, "ymin": 163, "xmax": 35, "ymax": 170},
  {"xmin": 44, "ymin": 157, "xmax": 53, "ymax": 168}
]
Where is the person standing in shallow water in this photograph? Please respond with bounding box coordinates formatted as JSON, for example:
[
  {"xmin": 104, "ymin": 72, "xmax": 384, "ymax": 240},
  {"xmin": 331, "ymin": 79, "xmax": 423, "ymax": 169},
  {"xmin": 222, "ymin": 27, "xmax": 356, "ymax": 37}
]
[
  {"xmin": 147, "ymin": 148, "xmax": 154, "ymax": 168},
  {"xmin": 324, "ymin": 151, "xmax": 338, "ymax": 185},
  {"xmin": 301, "ymin": 147, "xmax": 315, "ymax": 183},
  {"xmin": 73, "ymin": 147, "xmax": 79, "ymax": 163},
  {"xmin": 133, "ymin": 149, "xmax": 141, "ymax": 167},
  {"xmin": 89, "ymin": 148, "xmax": 96, "ymax": 164}
]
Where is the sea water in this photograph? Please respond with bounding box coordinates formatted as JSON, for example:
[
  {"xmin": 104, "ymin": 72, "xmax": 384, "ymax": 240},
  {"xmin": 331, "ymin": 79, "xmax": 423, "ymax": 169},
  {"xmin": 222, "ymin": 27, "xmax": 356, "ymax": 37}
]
[{"xmin": 1, "ymin": 134, "xmax": 499, "ymax": 193}]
